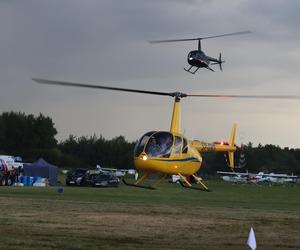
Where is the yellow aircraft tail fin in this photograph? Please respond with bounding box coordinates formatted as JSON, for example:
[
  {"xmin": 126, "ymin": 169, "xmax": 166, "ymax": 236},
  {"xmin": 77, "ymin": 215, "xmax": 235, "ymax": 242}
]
[
  {"xmin": 227, "ymin": 123, "xmax": 237, "ymax": 170},
  {"xmin": 190, "ymin": 123, "xmax": 237, "ymax": 170}
]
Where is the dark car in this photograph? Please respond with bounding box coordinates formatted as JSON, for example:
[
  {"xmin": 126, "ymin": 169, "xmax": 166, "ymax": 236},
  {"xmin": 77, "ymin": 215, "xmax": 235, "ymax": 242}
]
[
  {"xmin": 84, "ymin": 173, "xmax": 119, "ymax": 187},
  {"xmin": 66, "ymin": 168, "xmax": 88, "ymax": 186}
]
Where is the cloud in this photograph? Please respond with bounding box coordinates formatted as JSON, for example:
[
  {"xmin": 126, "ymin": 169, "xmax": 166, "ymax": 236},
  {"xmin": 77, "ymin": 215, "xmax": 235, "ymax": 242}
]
[{"xmin": 1, "ymin": 0, "xmax": 300, "ymax": 147}]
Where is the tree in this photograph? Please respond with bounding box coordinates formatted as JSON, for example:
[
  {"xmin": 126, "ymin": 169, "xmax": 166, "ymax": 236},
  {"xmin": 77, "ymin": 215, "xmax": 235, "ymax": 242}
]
[
  {"xmin": 58, "ymin": 134, "xmax": 135, "ymax": 169},
  {"xmin": 0, "ymin": 112, "xmax": 57, "ymax": 160}
]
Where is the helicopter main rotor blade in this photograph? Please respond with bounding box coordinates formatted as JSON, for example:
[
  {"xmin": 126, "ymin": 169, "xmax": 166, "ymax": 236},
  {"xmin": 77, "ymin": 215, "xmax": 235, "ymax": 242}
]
[
  {"xmin": 33, "ymin": 78, "xmax": 175, "ymax": 97},
  {"xmin": 149, "ymin": 38, "xmax": 201, "ymax": 43},
  {"xmin": 201, "ymin": 30, "xmax": 251, "ymax": 40},
  {"xmin": 187, "ymin": 93, "xmax": 300, "ymax": 100},
  {"xmin": 149, "ymin": 30, "xmax": 251, "ymax": 44},
  {"xmin": 33, "ymin": 78, "xmax": 300, "ymax": 100}
]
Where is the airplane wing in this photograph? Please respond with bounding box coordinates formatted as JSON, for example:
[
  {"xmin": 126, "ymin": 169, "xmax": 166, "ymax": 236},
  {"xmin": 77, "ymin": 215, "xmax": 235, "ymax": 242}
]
[
  {"xmin": 217, "ymin": 171, "xmax": 249, "ymax": 176},
  {"xmin": 100, "ymin": 167, "xmax": 136, "ymax": 175},
  {"xmin": 260, "ymin": 173, "xmax": 298, "ymax": 178}
]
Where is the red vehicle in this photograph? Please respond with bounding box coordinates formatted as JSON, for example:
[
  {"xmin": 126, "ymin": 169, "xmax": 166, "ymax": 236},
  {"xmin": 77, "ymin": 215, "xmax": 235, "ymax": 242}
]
[{"xmin": 0, "ymin": 159, "xmax": 16, "ymax": 186}]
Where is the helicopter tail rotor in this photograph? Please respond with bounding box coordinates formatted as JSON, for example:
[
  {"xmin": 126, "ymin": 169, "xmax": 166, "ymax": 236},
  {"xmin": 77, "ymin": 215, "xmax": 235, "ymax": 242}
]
[{"xmin": 218, "ymin": 53, "xmax": 225, "ymax": 71}]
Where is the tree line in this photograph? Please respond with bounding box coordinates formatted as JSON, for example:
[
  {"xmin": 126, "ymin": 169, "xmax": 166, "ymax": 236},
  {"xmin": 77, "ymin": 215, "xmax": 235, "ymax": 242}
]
[
  {"xmin": 0, "ymin": 112, "xmax": 135, "ymax": 169},
  {"xmin": 0, "ymin": 111, "xmax": 299, "ymax": 175}
]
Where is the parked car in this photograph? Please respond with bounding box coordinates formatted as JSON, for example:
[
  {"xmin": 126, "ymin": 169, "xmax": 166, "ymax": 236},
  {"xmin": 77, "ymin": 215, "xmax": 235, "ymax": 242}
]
[
  {"xmin": 66, "ymin": 168, "xmax": 88, "ymax": 186},
  {"xmin": 84, "ymin": 173, "xmax": 119, "ymax": 187}
]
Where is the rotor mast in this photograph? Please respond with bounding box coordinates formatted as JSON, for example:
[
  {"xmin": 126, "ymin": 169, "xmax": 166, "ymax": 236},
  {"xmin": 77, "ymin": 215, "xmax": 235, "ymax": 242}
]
[
  {"xmin": 170, "ymin": 93, "xmax": 185, "ymax": 134},
  {"xmin": 198, "ymin": 39, "xmax": 201, "ymax": 51}
]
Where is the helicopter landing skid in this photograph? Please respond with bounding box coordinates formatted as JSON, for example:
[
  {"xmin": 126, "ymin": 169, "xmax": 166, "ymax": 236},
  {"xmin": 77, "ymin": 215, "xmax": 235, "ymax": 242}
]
[
  {"xmin": 122, "ymin": 173, "xmax": 167, "ymax": 190},
  {"xmin": 122, "ymin": 178, "xmax": 156, "ymax": 190},
  {"xmin": 179, "ymin": 181, "xmax": 211, "ymax": 192},
  {"xmin": 178, "ymin": 173, "xmax": 211, "ymax": 192},
  {"xmin": 184, "ymin": 66, "xmax": 199, "ymax": 74}
]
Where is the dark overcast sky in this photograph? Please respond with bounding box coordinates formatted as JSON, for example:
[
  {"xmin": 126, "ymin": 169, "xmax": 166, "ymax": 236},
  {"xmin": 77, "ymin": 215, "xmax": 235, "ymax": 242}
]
[{"xmin": 1, "ymin": 0, "xmax": 300, "ymax": 147}]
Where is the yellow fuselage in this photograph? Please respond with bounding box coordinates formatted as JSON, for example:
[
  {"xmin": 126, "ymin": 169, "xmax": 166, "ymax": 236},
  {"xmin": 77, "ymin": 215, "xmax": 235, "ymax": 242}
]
[
  {"xmin": 133, "ymin": 129, "xmax": 204, "ymax": 175},
  {"xmin": 134, "ymin": 142, "xmax": 202, "ymax": 175}
]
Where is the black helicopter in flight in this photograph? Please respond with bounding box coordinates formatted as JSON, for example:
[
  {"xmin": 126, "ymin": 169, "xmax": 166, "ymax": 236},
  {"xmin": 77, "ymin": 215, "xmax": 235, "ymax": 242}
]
[{"xmin": 149, "ymin": 30, "xmax": 251, "ymax": 74}]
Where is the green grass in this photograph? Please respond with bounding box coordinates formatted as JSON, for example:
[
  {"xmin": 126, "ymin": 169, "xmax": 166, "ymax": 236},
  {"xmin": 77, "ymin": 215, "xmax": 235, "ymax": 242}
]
[
  {"xmin": 0, "ymin": 180, "xmax": 299, "ymax": 249},
  {"xmin": 1, "ymin": 180, "xmax": 299, "ymax": 211}
]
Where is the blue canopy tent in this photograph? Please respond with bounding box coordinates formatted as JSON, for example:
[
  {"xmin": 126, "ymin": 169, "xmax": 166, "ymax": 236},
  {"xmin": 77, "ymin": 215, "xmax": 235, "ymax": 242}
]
[{"xmin": 23, "ymin": 158, "xmax": 58, "ymax": 185}]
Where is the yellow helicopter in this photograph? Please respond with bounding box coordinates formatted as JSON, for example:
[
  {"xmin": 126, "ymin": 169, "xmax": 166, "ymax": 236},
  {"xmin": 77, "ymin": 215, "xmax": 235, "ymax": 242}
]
[{"xmin": 33, "ymin": 78, "xmax": 300, "ymax": 191}]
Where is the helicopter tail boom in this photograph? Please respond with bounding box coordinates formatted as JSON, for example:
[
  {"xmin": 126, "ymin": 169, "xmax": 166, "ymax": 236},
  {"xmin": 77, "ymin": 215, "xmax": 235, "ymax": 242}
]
[
  {"xmin": 190, "ymin": 123, "xmax": 237, "ymax": 169},
  {"xmin": 209, "ymin": 53, "xmax": 225, "ymax": 71}
]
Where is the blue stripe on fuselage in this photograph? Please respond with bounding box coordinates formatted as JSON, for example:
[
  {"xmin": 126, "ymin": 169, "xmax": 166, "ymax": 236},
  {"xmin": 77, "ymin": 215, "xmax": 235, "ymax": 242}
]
[{"xmin": 153, "ymin": 157, "xmax": 200, "ymax": 163}]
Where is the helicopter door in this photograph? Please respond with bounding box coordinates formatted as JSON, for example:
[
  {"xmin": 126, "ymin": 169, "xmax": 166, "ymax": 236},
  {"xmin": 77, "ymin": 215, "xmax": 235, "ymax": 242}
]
[
  {"xmin": 172, "ymin": 136, "xmax": 183, "ymax": 154},
  {"xmin": 182, "ymin": 138, "xmax": 188, "ymax": 153}
]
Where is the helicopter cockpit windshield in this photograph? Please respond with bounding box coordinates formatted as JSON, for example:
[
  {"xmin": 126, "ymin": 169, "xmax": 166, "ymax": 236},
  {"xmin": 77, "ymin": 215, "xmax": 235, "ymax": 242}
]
[
  {"xmin": 145, "ymin": 132, "xmax": 173, "ymax": 158},
  {"xmin": 188, "ymin": 51, "xmax": 196, "ymax": 60},
  {"xmin": 134, "ymin": 131, "xmax": 156, "ymax": 157}
]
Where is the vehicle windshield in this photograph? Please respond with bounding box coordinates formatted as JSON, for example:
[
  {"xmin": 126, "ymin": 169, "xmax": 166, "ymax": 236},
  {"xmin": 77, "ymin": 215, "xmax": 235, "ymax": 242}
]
[
  {"xmin": 145, "ymin": 132, "xmax": 173, "ymax": 158},
  {"xmin": 134, "ymin": 131, "xmax": 156, "ymax": 157}
]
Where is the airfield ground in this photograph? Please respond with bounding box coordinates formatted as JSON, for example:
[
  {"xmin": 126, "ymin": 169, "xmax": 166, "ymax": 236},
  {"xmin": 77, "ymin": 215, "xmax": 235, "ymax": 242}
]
[{"xmin": 0, "ymin": 180, "xmax": 299, "ymax": 250}]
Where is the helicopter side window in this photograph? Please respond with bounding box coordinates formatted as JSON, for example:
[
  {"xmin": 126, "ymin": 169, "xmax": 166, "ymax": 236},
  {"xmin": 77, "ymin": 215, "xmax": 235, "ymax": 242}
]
[
  {"xmin": 182, "ymin": 138, "xmax": 188, "ymax": 153},
  {"xmin": 145, "ymin": 132, "xmax": 173, "ymax": 158},
  {"xmin": 173, "ymin": 136, "xmax": 182, "ymax": 154},
  {"xmin": 134, "ymin": 131, "xmax": 156, "ymax": 157}
]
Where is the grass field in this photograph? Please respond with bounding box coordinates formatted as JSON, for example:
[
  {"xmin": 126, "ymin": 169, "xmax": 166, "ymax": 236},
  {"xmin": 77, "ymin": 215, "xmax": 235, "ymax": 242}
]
[{"xmin": 0, "ymin": 179, "xmax": 299, "ymax": 249}]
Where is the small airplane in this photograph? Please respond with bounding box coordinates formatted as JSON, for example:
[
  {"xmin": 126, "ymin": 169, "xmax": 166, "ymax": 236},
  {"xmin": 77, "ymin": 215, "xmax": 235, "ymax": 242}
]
[
  {"xmin": 217, "ymin": 171, "xmax": 300, "ymax": 184},
  {"xmin": 33, "ymin": 78, "xmax": 300, "ymax": 191},
  {"xmin": 149, "ymin": 30, "xmax": 251, "ymax": 74},
  {"xmin": 217, "ymin": 171, "xmax": 249, "ymax": 183},
  {"xmin": 256, "ymin": 172, "xmax": 299, "ymax": 184}
]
